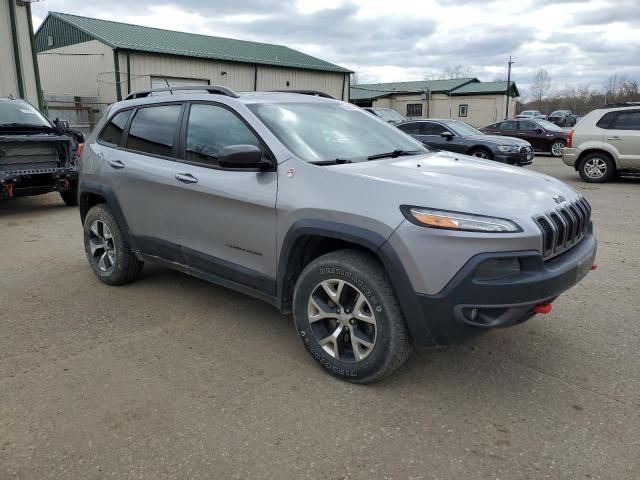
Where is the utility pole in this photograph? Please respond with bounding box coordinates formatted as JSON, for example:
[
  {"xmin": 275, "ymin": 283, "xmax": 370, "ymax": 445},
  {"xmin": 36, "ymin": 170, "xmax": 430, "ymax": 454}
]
[{"xmin": 505, "ymin": 56, "xmax": 514, "ymax": 119}]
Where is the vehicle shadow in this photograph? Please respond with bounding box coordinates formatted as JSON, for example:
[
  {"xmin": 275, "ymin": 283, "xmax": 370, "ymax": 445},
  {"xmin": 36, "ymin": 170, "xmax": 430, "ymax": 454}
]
[{"xmin": 0, "ymin": 194, "xmax": 70, "ymax": 219}]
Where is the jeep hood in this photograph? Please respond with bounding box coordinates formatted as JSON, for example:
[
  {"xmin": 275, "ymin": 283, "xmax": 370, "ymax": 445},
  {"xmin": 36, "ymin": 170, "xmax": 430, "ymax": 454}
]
[{"xmin": 330, "ymin": 152, "xmax": 579, "ymax": 220}]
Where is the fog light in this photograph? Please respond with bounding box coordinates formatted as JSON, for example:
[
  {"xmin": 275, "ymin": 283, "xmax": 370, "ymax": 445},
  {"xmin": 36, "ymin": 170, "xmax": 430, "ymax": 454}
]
[{"xmin": 475, "ymin": 258, "xmax": 521, "ymax": 281}]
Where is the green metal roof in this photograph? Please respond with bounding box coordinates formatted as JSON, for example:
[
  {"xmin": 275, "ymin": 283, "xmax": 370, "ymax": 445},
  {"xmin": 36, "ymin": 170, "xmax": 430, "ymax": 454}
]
[
  {"xmin": 450, "ymin": 81, "xmax": 519, "ymax": 97},
  {"xmin": 35, "ymin": 12, "xmax": 352, "ymax": 73},
  {"xmin": 350, "ymin": 78, "xmax": 477, "ymax": 101}
]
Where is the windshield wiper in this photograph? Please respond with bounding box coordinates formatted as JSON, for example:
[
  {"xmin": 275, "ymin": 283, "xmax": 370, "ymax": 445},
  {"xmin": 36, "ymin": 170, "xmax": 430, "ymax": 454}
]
[
  {"xmin": 366, "ymin": 149, "xmax": 422, "ymax": 160},
  {"xmin": 309, "ymin": 159, "xmax": 353, "ymax": 166}
]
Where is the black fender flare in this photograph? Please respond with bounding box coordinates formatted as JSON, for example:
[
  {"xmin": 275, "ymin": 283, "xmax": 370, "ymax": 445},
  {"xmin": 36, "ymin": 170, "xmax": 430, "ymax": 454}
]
[
  {"xmin": 79, "ymin": 180, "xmax": 141, "ymax": 255},
  {"xmin": 278, "ymin": 219, "xmax": 436, "ymax": 347}
]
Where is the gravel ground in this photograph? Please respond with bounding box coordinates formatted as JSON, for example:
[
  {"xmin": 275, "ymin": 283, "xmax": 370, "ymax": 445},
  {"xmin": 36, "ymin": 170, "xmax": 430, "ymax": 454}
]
[{"xmin": 1, "ymin": 156, "xmax": 638, "ymax": 480}]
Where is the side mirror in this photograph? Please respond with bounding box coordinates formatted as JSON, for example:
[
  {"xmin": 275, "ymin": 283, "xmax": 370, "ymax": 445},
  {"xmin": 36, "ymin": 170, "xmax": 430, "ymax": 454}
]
[
  {"xmin": 535, "ymin": 128, "xmax": 543, "ymax": 133},
  {"xmin": 440, "ymin": 131, "xmax": 454, "ymax": 140},
  {"xmin": 54, "ymin": 119, "xmax": 70, "ymax": 134},
  {"xmin": 218, "ymin": 145, "xmax": 270, "ymax": 169}
]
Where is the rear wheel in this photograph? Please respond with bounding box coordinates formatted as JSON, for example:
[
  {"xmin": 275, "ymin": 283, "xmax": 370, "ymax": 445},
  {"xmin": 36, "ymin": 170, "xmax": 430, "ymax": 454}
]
[
  {"xmin": 468, "ymin": 148, "xmax": 493, "ymax": 160},
  {"xmin": 550, "ymin": 140, "xmax": 565, "ymax": 157},
  {"xmin": 578, "ymin": 153, "xmax": 615, "ymax": 183},
  {"xmin": 83, "ymin": 204, "xmax": 144, "ymax": 285},
  {"xmin": 292, "ymin": 249, "xmax": 412, "ymax": 383}
]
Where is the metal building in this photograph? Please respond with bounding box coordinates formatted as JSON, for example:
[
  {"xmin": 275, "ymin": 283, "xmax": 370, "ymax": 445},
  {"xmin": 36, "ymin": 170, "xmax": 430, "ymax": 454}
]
[
  {"xmin": 0, "ymin": 0, "xmax": 43, "ymax": 107},
  {"xmin": 34, "ymin": 12, "xmax": 352, "ymax": 111}
]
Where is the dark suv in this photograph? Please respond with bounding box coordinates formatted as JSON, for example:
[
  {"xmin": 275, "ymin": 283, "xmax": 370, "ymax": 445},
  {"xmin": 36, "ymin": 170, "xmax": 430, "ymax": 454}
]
[
  {"xmin": 397, "ymin": 119, "xmax": 533, "ymax": 165},
  {"xmin": 481, "ymin": 118, "xmax": 568, "ymax": 157},
  {"xmin": 0, "ymin": 97, "xmax": 83, "ymax": 204}
]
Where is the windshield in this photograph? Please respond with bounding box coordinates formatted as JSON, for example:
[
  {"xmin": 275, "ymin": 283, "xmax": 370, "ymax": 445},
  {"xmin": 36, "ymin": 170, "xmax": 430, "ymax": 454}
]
[
  {"xmin": 0, "ymin": 99, "xmax": 52, "ymax": 127},
  {"xmin": 441, "ymin": 120, "xmax": 483, "ymax": 137},
  {"xmin": 535, "ymin": 119, "xmax": 566, "ymax": 132},
  {"xmin": 248, "ymin": 102, "xmax": 426, "ymax": 163},
  {"xmin": 520, "ymin": 111, "xmax": 535, "ymax": 116},
  {"xmin": 373, "ymin": 108, "xmax": 406, "ymax": 123}
]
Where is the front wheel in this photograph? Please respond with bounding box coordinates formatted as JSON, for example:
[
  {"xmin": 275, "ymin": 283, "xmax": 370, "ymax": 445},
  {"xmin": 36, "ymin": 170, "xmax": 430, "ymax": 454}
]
[
  {"xmin": 468, "ymin": 148, "xmax": 493, "ymax": 160},
  {"xmin": 292, "ymin": 249, "xmax": 412, "ymax": 384},
  {"xmin": 550, "ymin": 140, "xmax": 565, "ymax": 157}
]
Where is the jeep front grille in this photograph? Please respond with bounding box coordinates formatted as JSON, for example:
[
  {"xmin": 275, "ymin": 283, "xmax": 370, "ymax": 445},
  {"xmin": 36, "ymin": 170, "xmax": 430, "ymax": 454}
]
[{"xmin": 534, "ymin": 197, "xmax": 592, "ymax": 259}]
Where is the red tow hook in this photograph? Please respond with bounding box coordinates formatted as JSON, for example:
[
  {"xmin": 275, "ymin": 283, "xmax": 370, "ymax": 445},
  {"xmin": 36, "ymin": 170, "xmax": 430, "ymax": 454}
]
[
  {"xmin": 591, "ymin": 263, "xmax": 598, "ymax": 270},
  {"xmin": 532, "ymin": 303, "xmax": 553, "ymax": 315},
  {"xmin": 3, "ymin": 183, "xmax": 14, "ymax": 199},
  {"xmin": 61, "ymin": 179, "xmax": 70, "ymax": 190}
]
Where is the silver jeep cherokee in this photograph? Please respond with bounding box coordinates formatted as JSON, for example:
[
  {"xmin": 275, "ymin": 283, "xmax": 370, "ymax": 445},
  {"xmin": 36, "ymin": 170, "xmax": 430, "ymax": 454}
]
[{"xmin": 79, "ymin": 86, "xmax": 597, "ymax": 383}]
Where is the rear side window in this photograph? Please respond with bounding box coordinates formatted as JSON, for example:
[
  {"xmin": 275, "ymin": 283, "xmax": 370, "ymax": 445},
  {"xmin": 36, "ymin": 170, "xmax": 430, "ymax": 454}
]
[
  {"xmin": 398, "ymin": 123, "xmax": 420, "ymax": 134},
  {"xmin": 519, "ymin": 121, "xmax": 538, "ymax": 130},
  {"xmin": 596, "ymin": 112, "xmax": 618, "ymax": 129},
  {"xmin": 496, "ymin": 121, "xmax": 516, "ymax": 130},
  {"xmin": 612, "ymin": 110, "xmax": 640, "ymax": 130},
  {"xmin": 99, "ymin": 110, "xmax": 132, "ymax": 146},
  {"xmin": 126, "ymin": 105, "xmax": 182, "ymax": 157},
  {"xmin": 185, "ymin": 104, "xmax": 261, "ymax": 166},
  {"xmin": 422, "ymin": 122, "xmax": 448, "ymax": 135}
]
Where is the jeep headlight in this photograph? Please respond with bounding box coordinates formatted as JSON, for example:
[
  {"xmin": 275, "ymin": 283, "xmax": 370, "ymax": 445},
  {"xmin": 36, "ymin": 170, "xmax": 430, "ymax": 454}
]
[
  {"xmin": 497, "ymin": 145, "xmax": 520, "ymax": 153},
  {"xmin": 401, "ymin": 207, "xmax": 522, "ymax": 233}
]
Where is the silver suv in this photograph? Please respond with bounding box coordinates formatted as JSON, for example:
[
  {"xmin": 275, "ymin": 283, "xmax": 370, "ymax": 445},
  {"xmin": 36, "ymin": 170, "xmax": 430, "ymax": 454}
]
[
  {"xmin": 79, "ymin": 86, "xmax": 597, "ymax": 383},
  {"xmin": 563, "ymin": 103, "xmax": 640, "ymax": 182}
]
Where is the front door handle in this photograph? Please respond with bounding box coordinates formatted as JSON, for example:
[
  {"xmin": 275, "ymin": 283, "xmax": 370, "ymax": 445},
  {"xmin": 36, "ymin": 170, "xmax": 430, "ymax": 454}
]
[
  {"xmin": 606, "ymin": 136, "xmax": 621, "ymax": 141},
  {"xmin": 107, "ymin": 159, "xmax": 125, "ymax": 169},
  {"xmin": 175, "ymin": 173, "xmax": 198, "ymax": 184}
]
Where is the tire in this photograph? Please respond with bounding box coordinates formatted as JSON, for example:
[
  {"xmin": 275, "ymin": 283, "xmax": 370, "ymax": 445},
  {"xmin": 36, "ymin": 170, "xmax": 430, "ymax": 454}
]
[
  {"xmin": 578, "ymin": 152, "xmax": 615, "ymax": 183},
  {"xmin": 83, "ymin": 204, "xmax": 143, "ymax": 285},
  {"xmin": 292, "ymin": 249, "xmax": 412, "ymax": 384},
  {"xmin": 468, "ymin": 148, "xmax": 493, "ymax": 160},
  {"xmin": 550, "ymin": 140, "xmax": 565, "ymax": 157},
  {"xmin": 60, "ymin": 186, "xmax": 78, "ymax": 206}
]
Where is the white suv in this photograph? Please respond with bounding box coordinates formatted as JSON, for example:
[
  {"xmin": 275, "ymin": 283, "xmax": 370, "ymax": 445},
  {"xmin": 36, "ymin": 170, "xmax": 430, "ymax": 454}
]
[{"xmin": 562, "ymin": 103, "xmax": 640, "ymax": 182}]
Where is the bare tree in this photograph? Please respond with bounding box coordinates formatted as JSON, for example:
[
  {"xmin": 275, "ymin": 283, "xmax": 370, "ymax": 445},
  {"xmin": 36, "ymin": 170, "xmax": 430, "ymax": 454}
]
[
  {"xmin": 351, "ymin": 72, "xmax": 362, "ymax": 86},
  {"xmin": 425, "ymin": 65, "xmax": 474, "ymax": 80},
  {"xmin": 530, "ymin": 69, "xmax": 552, "ymax": 105}
]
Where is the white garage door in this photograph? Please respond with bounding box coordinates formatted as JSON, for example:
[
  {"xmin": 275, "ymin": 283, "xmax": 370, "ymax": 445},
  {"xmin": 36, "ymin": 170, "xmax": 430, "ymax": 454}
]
[{"xmin": 150, "ymin": 76, "xmax": 210, "ymax": 88}]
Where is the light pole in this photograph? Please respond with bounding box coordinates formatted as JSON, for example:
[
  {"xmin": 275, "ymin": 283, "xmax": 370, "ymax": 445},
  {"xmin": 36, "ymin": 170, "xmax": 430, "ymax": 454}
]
[{"xmin": 505, "ymin": 56, "xmax": 514, "ymax": 119}]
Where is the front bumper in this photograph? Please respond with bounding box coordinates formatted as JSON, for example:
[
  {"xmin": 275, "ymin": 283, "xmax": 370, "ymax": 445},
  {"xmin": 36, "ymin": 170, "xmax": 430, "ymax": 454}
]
[
  {"xmin": 0, "ymin": 166, "xmax": 78, "ymax": 198},
  {"xmin": 416, "ymin": 233, "xmax": 597, "ymax": 345},
  {"xmin": 495, "ymin": 150, "xmax": 534, "ymax": 166},
  {"xmin": 562, "ymin": 147, "xmax": 580, "ymax": 167}
]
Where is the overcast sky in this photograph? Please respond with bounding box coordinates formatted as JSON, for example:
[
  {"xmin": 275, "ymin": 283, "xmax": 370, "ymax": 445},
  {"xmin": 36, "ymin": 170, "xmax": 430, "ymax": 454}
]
[{"xmin": 32, "ymin": 0, "xmax": 640, "ymax": 99}]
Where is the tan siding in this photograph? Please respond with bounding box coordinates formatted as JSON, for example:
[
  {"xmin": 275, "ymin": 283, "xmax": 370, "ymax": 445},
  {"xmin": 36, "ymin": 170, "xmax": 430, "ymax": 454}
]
[
  {"xmin": 256, "ymin": 66, "xmax": 346, "ymax": 100},
  {"xmin": 0, "ymin": 1, "xmax": 39, "ymax": 105},
  {"xmin": 37, "ymin": 40, "xmax": 114, "ymax": 99}
]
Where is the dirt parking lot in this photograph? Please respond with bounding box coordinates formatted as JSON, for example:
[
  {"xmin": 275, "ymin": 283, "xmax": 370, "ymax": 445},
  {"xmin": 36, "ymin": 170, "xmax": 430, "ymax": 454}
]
[{"xmin": 1, "ymin": 156, "xmax": 638, "ymax": 480}]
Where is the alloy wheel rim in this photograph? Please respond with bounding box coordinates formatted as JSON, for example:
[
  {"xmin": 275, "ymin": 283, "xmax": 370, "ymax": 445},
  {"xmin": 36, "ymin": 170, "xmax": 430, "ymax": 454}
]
[
  {"xmin": 584, "ymin": 158, "xmax": 607, "ymax": 179},
  {"xmin": 472, "ymin": 151, "xmax": 489, "ymax": 159},
  {"xmin": 552, "ymin": 142, "xmax": 564, "ymax": 156},
  {"xmin": 89, "ymin": 220, "xmax": 116, "ymax": 272},
  {"xmin": 307, "ymin": 279, "xmax": 377, "ymax": 363}
]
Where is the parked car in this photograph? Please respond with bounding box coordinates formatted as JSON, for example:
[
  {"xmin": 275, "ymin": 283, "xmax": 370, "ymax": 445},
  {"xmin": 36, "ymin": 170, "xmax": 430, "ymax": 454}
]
[
  {"xmin": 516, "ymin": 110, "xmax": 546, "ymax": 119},
  {"xmin": 397, "ymin": 119, "xmax": 533, "ymax": 165},
  {"xmin": 363, "ymin": 107, "xmax": 406, "ymax": 125},
  {"xmin": 562, "ymin": 102, "xmax": 640, "ymax": 182},
  {"xmin": 481, "ymin": 118, "xmax": 568, "ymax": 157},
  {"xmin": 547, "ymin": 110, "xmax": 577, "ymax": 127},
  {"xmin": 78, "ymin": 86, "xmax": 597, "ymax": 383},
  {"xmin": 0, "ymin": 97, "xmax": 83, "ymax": 204}
]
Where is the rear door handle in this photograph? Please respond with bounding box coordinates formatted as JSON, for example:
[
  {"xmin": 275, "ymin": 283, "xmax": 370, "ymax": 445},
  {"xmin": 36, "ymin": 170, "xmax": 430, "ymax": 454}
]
[
  {"xmin": 107, "ymin": 159, "xmax": 125, "ymax": 169},
  {"xmin": 607, "ymin": 136, "xmax": 621, "ymax": 140},
  {"xmin": 175, "ymin": 173, "xmax": 198, "ymax": 184}
]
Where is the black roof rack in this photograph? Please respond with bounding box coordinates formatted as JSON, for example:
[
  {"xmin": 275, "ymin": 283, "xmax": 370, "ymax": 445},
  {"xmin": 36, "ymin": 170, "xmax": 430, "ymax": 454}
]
[
  {"xmin": 125, "ymin": 85, "xmax": 240, "ymax": 100},
  {"xmin": 601, "ymin": 102, "xmax": 640, "ymax": 109},
  {"xmin": 269, "ymin": 90, "xmax": 336, "ymax": 99}
]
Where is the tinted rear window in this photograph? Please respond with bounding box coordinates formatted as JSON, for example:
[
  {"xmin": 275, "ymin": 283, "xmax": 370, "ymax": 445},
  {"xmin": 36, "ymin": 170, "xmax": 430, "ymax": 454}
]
[
  {"xmin": 596, "ymin": 112, "xmax": 618, "ymax": 129},
  {"xmin": 126, "ymin": 105, "xmax": 182, "ymax": 157},
  {"xmin": 99, "ymin": 110, "xmax": 132, "ymax": 146},
  {"xmin": 612, "ymin": 111, "xmax": 640, "ymax": 130}
]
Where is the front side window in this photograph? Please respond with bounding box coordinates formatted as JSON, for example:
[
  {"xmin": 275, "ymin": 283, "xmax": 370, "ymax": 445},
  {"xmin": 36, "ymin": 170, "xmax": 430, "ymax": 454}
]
[
  {"xmin": 100, "ymin": 110, "xmax": 132, "ymax": 146},
  {"xmin": 185, "ymin": 104, "xmax": 261, "ymax": 166},
  {"xmin": 612, "ymin": 110, "xmax": 640, "ymax": 130},
  {"xmin": 126, "ymin": 104, "xmax": 182, "ymax": 157},
  {"xmin": 422, "ymin": 122, "xmax": 448, "ymax": 135},
  {"xmin": 519, "ymin": 120, "xmax": 538, "ymax": 131},
  {"xmin": 248, "ymin": 102, "xmax": 426, "ymax": 163},
  {"xmin": 406, "ymin": 104, "xmax": 423, "ymax": 117}
]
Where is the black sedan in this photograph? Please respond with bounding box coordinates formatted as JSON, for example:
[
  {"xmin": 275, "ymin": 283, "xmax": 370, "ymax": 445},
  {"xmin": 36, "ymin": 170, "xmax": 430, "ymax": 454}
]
[{"xmin": 397, "ymin": 119, "xmax": 534, "ymax": 165}]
